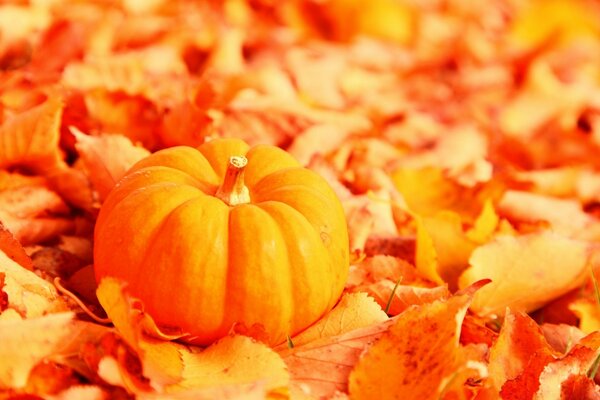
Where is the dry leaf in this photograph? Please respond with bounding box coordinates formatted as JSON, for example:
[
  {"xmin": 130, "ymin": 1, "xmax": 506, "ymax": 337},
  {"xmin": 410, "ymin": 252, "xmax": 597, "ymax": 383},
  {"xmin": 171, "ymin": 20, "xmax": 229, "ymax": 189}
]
[
  {"xmin": 348, "ymin": 294, "xmax": 481, "ymax": 399},
  {"xmin": 535, "ymin": 332, "xmax": 600, "ymax": 399},
  {"xmin": 170, "ymin": 336, "xmax": 288, "ymax": 394},
  {"xmin": 96, "ymin": 278, "xmax": 289, "ymax": 395},
  {"xmin": 0, "ymin": 221, "xmax": 34, "ymax": 271},
  {"xmin": 0, "ymin": 96, "xmax": 65, "ymax": 173},
  {"xmin": 415, "ymin": 211, "xmax": 477, "ymax": 288},
  {"xmin": 281, "ymin": 318, "xmax": 396, "ymax": 399},
  {"xmin": 0, "ymin": 312, "xmax": 107, "ymax": 389},
  {"xmin": 284, "ymin": 292, "xmax": 388, "ymax": 348},
  {"xmin": 459, "ymin": 231, "xmax": 592, "ymax": 316},
  {"xmin": 95, "ymin": 278, "xmax": 185, "ymax": 388},
  {"xmin": 0, "ymin": 248, "xmax": 67, "ymax": 318},
  {"xmin": 570, "ymin": 299, "xmax": 600, "ymax": 334},
  {"xmin": 488, "ymin": 309, "xmax": 557, "ymax": 396},
  {"xmin": 73, "ymin": 130, "xmax": 150, "ymax": 202},
  {"xmin": 363, "ymin": 281, "xmax": 450, "ymax": 316},
  {"xmin": 498, "ymin": 190, "xmax": 600, "ymax": 240},
  {"xmin": 508, "ymin": 0, "xmax": 600, "ymax": 50}
]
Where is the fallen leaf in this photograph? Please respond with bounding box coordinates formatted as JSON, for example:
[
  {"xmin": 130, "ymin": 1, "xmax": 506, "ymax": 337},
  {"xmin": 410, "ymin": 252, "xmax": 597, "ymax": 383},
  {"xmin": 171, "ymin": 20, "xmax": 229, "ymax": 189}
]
[
  {"xmin": 348, "ymin": 294, "xmax": 481, "ymax": 400},
  {"xmin": 0, "ymin": 184, "xmax": 75, "ymax": 245},
  {"xmin": 535, "ymin": 332, "xmax": 600, "ymax": 399},
  {"xmin": 541, "ymin": 323, "xmax": 586, "ymax": 354},
  {"xmin": 0, "ymin": 248, "xmax": 68, "ymax": 317},
  {"xmin": 459, "ymin": 231, "xmax": 592, "ymax": 316},
  {"xmin": 0, "ymin": 96, "xmax": 65, "ymax": 173},
  {"xmin": 488, "ymin": 310, "xmax": 557, "ymax": 395},
  {"xmin": 96, "ymin": 278, "xmax": 290, "ymax": 395},
  {"xmin": 25, "ymin": 360, "xmax": 80, "ymax": 397},
  {"xmin": 95, "ymin": 278, "xmax": 185, "ymax": 388},
  {"xmin": 392, "ymin": 166, "xmax": 502, "ymax": 223},
  {"xmin": 0, "ymin": 312, "xmax": 107, "ymax": 389},
  {"xmin": 139, "ymin": 382, "xmax": 266, "ymax": 400},
  {"xmin": 281, "ymin": 318, "xmax": 396, "ymax": 399},
  {"xmin": 0, "ymin": 221, "xmax": 34, "ymax": 270},
  {"xmin": 73, "ymin": 130, "xmax": 150, "ymax": 202},
  {"xmin": 284, "ymin": 292, "xmax": 388, "ymax": 348},
  {"xmin": 170, "ymin": 336, "xmax": 288, "ymax": 394},
  {"xmin": 498, "ymin": 190, "xmax": 600, "ymax": 240},
  {"xmin": 509, "ymin": 0, "xmax": 600, "ymax": 50},
  {"xmin": 415, "ymin": 211, "xmax": 477, "ymax": 288},
  {"xmin": 570, "ymin": 298, "xmax": 600, "ymax": 334},
  {"xmin": 362, "ymin": 280, "xmax": 450, "ymax": 316}
]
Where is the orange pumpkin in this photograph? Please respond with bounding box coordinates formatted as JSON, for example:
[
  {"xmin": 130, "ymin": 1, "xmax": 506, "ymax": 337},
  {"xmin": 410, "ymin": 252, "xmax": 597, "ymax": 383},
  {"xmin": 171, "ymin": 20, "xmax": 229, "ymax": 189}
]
[{"xmin": 94, "ymin": 138, "xmax": 349, "ymax": 346}]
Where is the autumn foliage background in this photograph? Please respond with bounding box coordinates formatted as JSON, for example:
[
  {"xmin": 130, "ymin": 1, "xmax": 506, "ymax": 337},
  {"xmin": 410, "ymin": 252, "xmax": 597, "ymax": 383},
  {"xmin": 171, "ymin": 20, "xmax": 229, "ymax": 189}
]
[{"xmin": 2, "ymin": 0, "xmax": 600, "ymax": 398}]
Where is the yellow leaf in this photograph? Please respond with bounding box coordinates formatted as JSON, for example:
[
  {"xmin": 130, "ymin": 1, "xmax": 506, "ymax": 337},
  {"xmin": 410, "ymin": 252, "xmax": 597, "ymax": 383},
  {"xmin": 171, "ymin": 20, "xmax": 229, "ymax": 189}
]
[
  {"xmin": 392, "ymin": 167, "xmax": 503, "ymax": 224},
  {"xmin": 348, "ymin": 294, "xmax": 478, "ymax": 399},
  {"xmin": 569, "ymin": 299, "xmax": 600, "ymax": 334},
  {"xmin": 459, "ymin": 231, "xmax": 591, "ymax": 316},
  {"xmin": 509, "ymin": 0, "xmax": 600, "ymax": 50},
  {"xmin": 0, "ymin": 312, "xmax": 107, "ymax": 389},
  {"xmin": 415, "ymin": 211, "xmax": 477, "ymax": 289},
  {"xmin": 0, "ymin": 96, "xmax": 65, "ymax": 173},
  {"xmin": 0, "ymin": 249, "xmax": 67, "ymax": 317},
  {"xmin": 286, "ymin": 292, "xmax": 388, "ymax": 348},
  {"xmin": 73, "ymin": 130, "xmax": 150, "ymax": 202},
  {"xmin": 466, "ymin": 199, "xmax": 499, "ymax": 244},
  {"xmin": 170, "ymin": 336, "xmax": 288, "ymax": 393},
  {"xmin": 139, "ymin": 382, "xmax": 266, "ymax": 400}
]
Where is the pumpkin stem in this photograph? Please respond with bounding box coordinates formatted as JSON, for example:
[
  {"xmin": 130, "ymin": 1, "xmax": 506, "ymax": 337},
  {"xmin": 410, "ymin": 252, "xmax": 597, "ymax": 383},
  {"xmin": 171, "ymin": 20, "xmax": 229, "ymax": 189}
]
[{"xmin": 216, "ymin": 156, "xmax": 251, "ymax": 206}]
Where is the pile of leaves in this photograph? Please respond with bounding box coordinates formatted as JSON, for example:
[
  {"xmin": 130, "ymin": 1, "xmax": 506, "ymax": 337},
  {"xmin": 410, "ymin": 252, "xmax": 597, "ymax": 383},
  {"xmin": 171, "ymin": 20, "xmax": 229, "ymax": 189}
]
[{"xmin": 2, "ymin": 0, "xmax": 600, "ymax": 398}]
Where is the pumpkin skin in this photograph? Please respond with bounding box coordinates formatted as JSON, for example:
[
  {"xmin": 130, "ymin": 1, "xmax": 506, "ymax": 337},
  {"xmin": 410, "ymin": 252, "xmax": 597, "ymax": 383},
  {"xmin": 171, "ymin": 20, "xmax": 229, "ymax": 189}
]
[{"xmin": 94, "ymin": 138, "xmax": 349, "ymax": 346}]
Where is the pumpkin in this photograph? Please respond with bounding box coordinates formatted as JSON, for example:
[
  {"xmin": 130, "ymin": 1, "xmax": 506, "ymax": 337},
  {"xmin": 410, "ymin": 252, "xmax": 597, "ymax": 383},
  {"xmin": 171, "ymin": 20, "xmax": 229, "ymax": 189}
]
[{"xmin": 94, "ymin": 138, "xmax": 349, "ymax": 346}]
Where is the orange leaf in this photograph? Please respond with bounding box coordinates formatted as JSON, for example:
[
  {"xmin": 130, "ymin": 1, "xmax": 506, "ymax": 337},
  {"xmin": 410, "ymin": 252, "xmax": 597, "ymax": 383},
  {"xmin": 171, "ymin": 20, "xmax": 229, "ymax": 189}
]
[
  {"xmin": 363, "ymin": 280, "xmax": 450, "ymax": 316},
  {"xmin": 348, "ymin": 294, "xmax": 481, "ymax": 399},
  {"xmin": 0, "ymin": 96, "xmax": 65, "ymax": 173},
  {"xmin": 488, "ymin": 310, "xmax": 557, "ymax": 394},
  {"xmin": 0, "ymin": 222, "xmax": 33, "ymax": 271},
  {"xmin": 535, "ymin": 332, "xmax": 600, "ymax": 399},
  {"xmin": 0, "ymin": 184, "xmax": 74, "ymax": 245},
  {"xmin": 73, "ymin": 130, "xmax": 150, "ymax": 203}
]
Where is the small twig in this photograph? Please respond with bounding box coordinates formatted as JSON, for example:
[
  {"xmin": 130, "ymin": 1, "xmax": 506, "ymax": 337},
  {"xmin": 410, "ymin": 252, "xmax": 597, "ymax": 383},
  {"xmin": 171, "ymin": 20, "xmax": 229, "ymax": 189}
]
[{"xmin": 54, "ymin": 277, "xmax": 111, "ymax": 325}]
